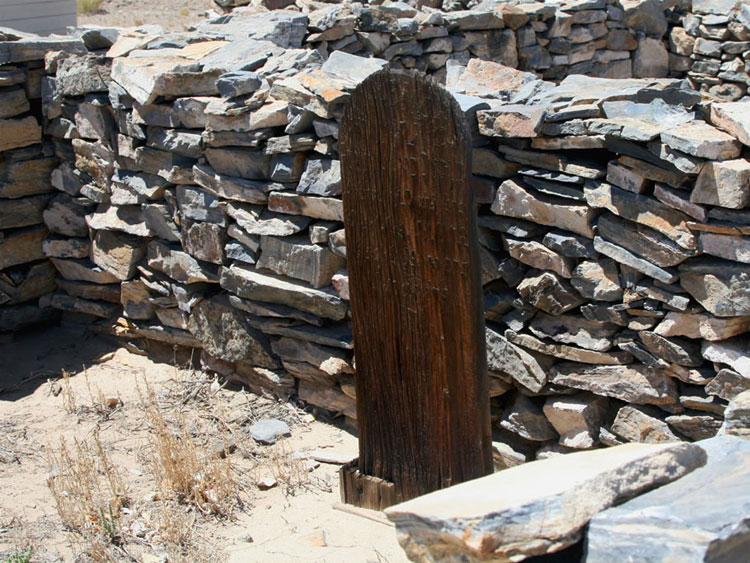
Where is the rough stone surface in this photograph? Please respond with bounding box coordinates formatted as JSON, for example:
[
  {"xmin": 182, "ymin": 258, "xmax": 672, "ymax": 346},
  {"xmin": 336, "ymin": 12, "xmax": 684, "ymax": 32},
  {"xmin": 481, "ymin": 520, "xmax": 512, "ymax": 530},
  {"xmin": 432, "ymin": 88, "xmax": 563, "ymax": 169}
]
[
  {"xmin": 91, "ymin": 230, "xmax": 146, "ymax": 281},
  {"xmin": 691, "ymin": 159, "xmax": 750, "ymax": 209},
  {"xmin": 543, "ymin": 393, "xmax": 608, "ymax": 449},
  {"xmin": 187, "ymin": 296, "xmax": 276, "ymax": 367},
  {"xmin": 550, "ymin": 363, "xmax": 679, "ymax": 406},
  {"xmin": 256, "ymin": 235, "xmax": 345, "ymax": 289},
  {"xmin": 655, "ymin": 312, "xmax": 750, "ymax": 341},
  {"xmin": 249, "ymin": 419, "xmax": 291, "ymax": 445},
  {"xmin": 679, "ymin": 258, "xmax": 750, "ymax": 317},
  {"xmin": 611, "ymin": 405, "xmax": 682, "ymax": 443},
  {"xmin": 486, "ymin": 327, "xmax": 547, "ymax": 392},
  {"xmin": 500, "ymin": 394, "xmax": 558, "ymax": 442},
  {"xmin": 587, "ymin": 435, "xmax": 750, "ymax": 562},
  {"xmin": 517, "ymin": 272, "xmax": 585, "ymax": 315},
  {"xmin": 220, "ymin": 264, "xmax": 347, "ymax": 321},
  {"xmin": 386, "ymin": 442, "xmax": 706, "ymax": 561},
  {"xmin": 720, "ymin": 390, "xmax": 750, "ymax": 438}
]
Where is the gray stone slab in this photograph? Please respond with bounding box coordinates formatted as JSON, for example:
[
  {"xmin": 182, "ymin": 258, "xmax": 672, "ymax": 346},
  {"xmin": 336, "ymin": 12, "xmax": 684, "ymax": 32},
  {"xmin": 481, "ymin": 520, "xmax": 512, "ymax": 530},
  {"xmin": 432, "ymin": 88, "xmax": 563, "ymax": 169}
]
[
  {"xmin": 386, "ymin": 442, "xmax": 706, "ymax": 561},
  {"xmin": 586, "ymin": 435, "xmax": 750, "ymax": 563}
]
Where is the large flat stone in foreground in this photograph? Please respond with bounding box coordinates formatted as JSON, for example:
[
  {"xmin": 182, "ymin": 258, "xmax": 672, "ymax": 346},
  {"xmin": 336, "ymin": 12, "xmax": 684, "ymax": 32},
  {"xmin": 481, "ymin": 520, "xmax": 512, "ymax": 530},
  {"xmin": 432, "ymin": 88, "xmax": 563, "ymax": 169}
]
[
  {"xmin": 385, "ymin": 442, "xmax": 705, "ymax": 562},
  {"xmin": 586, "ymin": 435, "xmax": 750, "ymax": 563}
]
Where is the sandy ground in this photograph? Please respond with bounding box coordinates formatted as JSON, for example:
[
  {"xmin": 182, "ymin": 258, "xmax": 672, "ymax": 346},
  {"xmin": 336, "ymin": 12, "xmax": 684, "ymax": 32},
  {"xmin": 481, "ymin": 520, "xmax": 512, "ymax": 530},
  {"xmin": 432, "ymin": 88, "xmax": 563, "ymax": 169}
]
[
  {"xmin": 0, "ymin": 324, "xmax": 407, "ymax": 562},
  {"xmin": 77, "ymin": 0, "xmax": 219, "ymax": 33}
]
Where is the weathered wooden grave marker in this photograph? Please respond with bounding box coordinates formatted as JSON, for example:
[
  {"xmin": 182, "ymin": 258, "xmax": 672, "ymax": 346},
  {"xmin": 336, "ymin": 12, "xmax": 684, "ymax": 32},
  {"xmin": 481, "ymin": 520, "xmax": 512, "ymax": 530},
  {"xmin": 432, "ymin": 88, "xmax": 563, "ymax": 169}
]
[{"xmin": 339, "ymin": 70, "xmax": 493, "ymax": 511}]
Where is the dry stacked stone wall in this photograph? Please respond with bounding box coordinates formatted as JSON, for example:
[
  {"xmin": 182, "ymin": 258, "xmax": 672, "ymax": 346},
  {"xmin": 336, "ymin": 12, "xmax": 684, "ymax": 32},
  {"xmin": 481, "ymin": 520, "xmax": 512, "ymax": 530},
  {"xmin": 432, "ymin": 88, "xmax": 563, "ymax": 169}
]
[
  {"xmin": 2, "ymin": 0, "xmax": 750, "ymax": 464},
  {"xmin": 0, "ymin": 28, "xmax": 87, "ymax": 332}
]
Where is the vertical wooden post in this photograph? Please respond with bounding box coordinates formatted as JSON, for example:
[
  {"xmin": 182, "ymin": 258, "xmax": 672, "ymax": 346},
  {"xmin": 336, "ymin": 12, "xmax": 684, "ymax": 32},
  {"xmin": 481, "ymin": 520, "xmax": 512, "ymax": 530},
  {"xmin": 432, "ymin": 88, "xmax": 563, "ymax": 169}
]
[{"xmin": 339, "ymin": 70, "xmax": 492, "ymax": 510}]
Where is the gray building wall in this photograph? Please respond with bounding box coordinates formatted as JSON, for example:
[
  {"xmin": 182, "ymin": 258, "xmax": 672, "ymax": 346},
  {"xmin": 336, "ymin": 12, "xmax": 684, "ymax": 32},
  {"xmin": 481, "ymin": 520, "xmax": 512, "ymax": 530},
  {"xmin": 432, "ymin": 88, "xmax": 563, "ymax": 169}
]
[{"xmin": 0, "ymin": 0, "xmax": 76, "ymax": 36}]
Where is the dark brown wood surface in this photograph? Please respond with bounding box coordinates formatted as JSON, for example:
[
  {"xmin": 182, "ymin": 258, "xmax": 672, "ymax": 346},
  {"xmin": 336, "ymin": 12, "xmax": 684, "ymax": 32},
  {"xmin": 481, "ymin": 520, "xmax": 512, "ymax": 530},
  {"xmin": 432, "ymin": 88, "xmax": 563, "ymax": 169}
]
[{"xmin": 340, "ymin": 69, "xmax": 492, "ymax": 508}]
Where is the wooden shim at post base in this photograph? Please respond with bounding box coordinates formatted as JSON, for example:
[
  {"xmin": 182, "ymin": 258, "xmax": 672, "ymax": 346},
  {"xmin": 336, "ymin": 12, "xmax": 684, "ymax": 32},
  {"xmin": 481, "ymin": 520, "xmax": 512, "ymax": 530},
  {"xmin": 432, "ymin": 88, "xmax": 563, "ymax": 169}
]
[
  {"xmin": 339, "ymin": 459, "xmax": 399, "ymax": 512},
  {"xmin": 340, "ymin": 69, "xmax": 493, "ymax": 510}
]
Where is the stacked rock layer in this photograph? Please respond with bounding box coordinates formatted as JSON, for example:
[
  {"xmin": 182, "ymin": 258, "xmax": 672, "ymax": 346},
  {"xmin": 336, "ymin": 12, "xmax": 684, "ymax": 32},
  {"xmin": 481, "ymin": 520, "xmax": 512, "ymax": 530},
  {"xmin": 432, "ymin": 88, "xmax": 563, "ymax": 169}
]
[
  {"xmin": 1, "ymin": 1, "xmax": 750, "ymax": 462},
  {"xmin": 0, "ymin": 28, "xmax": 87, "ymax": 332}
]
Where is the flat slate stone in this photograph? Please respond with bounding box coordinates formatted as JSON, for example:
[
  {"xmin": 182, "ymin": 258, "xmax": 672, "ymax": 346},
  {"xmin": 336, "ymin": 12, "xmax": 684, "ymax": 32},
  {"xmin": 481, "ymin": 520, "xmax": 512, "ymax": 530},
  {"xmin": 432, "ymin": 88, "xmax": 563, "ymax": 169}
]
[
  {"xmin": 679, "ymin": 258, "xmax": 750, "ymax": 317},
  {"xmin": 386, "ymin": 442, "xmax": 706, "ymax": 561},
  {"xmin": 597, "ymin": 212, "xmax": 694, "ymax": 268},
  {"xmin": 710, "ymin": 101, "xmax": 750, "ymax": 147},
  {"xmin": 720, "ymin": 390, "xmax": 750, "ymax": 438},
  {"xmin": 0, "ymin": 116, "xmax": 41, "ymax": 152},
  {"xmin": 702, "ymin": 338, "xmax": 750, "ymax": 379},
  {"xmin": 529, "ymin": 312, "xmax": 616, "ymax": 351},
  {"xmin": 0, "ymin": 36, "xmax": 85, "ymax": 64},
  {"xmin": 550, "ymin": 363, "xmax": 679, "ymax": 407},
  {"xmin": 256, "ymin": 235, "xmax": 345, "ymax": 289},
  {"xmin": 486, "ymin": 327, "xmax": 547, "ymax": 393},
  {"xmin": 593, "ymin": 236, "xmax": 678, "ymax": 284},
  {"xmin": 249, "ymin": 419, "xmax": 292, "ymax": 445},
  {"xmin": 492, "ymin": 179, "xmax": 595, "ymax": 238},
  {"xmin": 220, "ymin": 263, "xmax": 347, "ymax": 321},
  {"xmin": 187, "ymin": 296, "xmax": 276, "ymax": 367},
  {"xmin": 691, "ymin": 159, "xmax": 750, "ymax": 209},
  {"xmin": 655, "ymin": 311, "xmax": 750, "ymax": 341},
  {"xmin": 584, "ymin": 181, "xmax": 696, "ymax": 250},
  {"xmin": 586, "ymin": 435, "xmax": 750, "ymax": 563},
  {"xmin": 661, "ymin": 121, "xmax": 741, "ymax": 160},
  {"xmin": 507, "ymin": 330, "xmax": 632, "ymax": 365}
]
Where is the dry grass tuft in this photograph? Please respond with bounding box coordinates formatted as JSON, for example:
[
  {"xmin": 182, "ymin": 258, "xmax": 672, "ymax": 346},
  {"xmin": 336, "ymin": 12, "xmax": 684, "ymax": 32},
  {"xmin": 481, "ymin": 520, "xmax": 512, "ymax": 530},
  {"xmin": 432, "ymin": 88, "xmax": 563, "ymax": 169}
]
[
  {"xmin": 77, "ymin": 0, "xmax": 105, "ymax": 14},
  {"xmin": 46, "ymin": 432, "xmax": 127, "ymax": 560},
  {"xmin": 140, "ymin": 381, "xmax": 237, "ymax": 517},
  {"xmin": 60, "ymin": 370, "xmax": 76, "ymax": 414}
]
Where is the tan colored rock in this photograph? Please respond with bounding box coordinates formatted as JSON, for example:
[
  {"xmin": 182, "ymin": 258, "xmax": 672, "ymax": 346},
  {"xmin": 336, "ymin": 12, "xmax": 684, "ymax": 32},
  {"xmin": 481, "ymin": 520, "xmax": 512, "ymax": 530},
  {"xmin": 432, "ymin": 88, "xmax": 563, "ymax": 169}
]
[
  {"xmin": 0, "ymin": 156, "xmax": 56, "ymax": 199},
  {"xmin": 679, "ymin": 258, "xmax": 750, "ymax": 317},
  {"xmin": 0, "ymin": 116, "xmax": 41, "ymax": 152},
  {"xmin": 691, "ymin": 159, "xmax": 750, "ymax": 209},
  {"xmin": 477, "ymin": 105, "xmax": 546, "ymax": 138},
  {"xmin": 453, "ymin": 58, "xmax": 539, "ymax": 98},
  {"xmin": 611, "ymin": 406, "xmax": 681, "ymax": 443},
  {"xmin": 492, "ymin": 179, "xmax": 595, "ymax": 238},
  {"xmin": 543, "ymin": 393, "xmax": 608, "ymax": 449},
  {"xmin": 571, "ymin": 260, "xmax": 623, "ymax": 302},
  {"xmin": 507, "ymin": 330, "xmax": 631, "ymax": 365},
  {"xmin": 111, "ymin": 56, "xmax": 220, "ymax": 105},
  {"xmin": 121, "ymin": 280, "xmax": 154, "ymax": 320},
  {"xmin": 386, "ymin": 442, "xmax": 706, "ymax": 561},
  {"xmin": 268, "ymin": 192, "xmax": 343, "ymax": 221},
  {"xmin": 91, "ymin": 230, "xmax": 147, "ymax": 281},
  {"xmin": 632, "ymin": 37, "xmax": 668, "ymax": 78},
  {"xmin": 584, "ymin": 181, "xmax": 696, "ymax": 250},
  {"xmin": 0, "ymin": 225, "xmax": 46, "ymax": 270},
  {"xmin": 669, "ymin": 27, "xmax": 695, "ymax": 56},
  {"xmin": 147, "ymin": 240, "xmax": 218, "ymax": 284},
  {"xmin": 710, "ymin": 101, "xmax": 750, "ymax": 147},
  {"xmin": 550, "ymin": 363, "xmax": 679, "ymax": 407},
  {"xmin": 719, "ymin": 390, "xmax": 750, "ymax": 438},
  {"xmin": 50, "ymin": 258, "xmax": 119, "ymax": 284},
  {"xmin": 86, "ymin": 205, "xmax": 155, "ymax": 238},
  {"xmin": 661, "ymin": 122, "xmax": 741, "ymax": 160},
  {"xmin": 505, "ymin": 237, "xmax": 573, "ymax": 278},
  {"xmin": 655, "ymin": 312, "xmax": 750, "ymax": 341},
  {"xmin": 499, "ymin": 394, "xmax": 558, "ymax": 442},
  {"xmin": 517, "ymin": 271, "xmax": 585, "ymax": 315}
]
